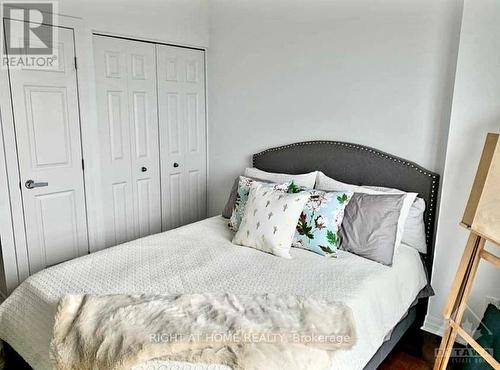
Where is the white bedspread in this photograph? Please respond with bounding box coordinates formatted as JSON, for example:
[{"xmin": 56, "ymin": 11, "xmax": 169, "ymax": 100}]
[{"xmin": 0, "ymin": 216, "xmax": 427, "ymax": 370}]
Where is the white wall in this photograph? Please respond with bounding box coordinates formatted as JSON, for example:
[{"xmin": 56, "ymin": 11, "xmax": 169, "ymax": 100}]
[
  {"xmin": 424, "ymin": 0, "xmax": 500, "ymax": 335},
  {"xmin": 207, "ymin": 0, "xmax": 462, "ymax": 215},
  {"xmin": 59, "ymin": 0, "xmax": 209, "ymax": 47}
]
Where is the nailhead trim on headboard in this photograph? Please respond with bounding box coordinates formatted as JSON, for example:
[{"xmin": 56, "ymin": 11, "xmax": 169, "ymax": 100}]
[
  {"xmin": 253, "ymin": 140, "xmax": 440, "ymax": 251},
  {"xmin": 253, "ymin": 140, "xmax": 441, "ymax": 328}
]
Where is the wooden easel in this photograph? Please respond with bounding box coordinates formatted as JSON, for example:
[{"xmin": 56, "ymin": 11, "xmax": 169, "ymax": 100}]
[
  {"xmin": 434, "ymin": 133, "xmax": 500, "ymax": 370},
  {"xmin": 433, "ymin": 230, "xmax": 500, "ymax": 370}
]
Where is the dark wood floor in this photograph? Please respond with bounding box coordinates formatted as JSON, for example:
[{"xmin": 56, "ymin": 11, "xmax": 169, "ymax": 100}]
[
  {"xmin": 380, "ymin": 331, "xmax": 461, "ymax": 370},
  {"xmin": 4, "ymin": 331, "xmax": 458, "ymax": 370}
]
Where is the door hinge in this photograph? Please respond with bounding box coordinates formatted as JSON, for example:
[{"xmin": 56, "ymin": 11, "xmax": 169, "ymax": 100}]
[
  {"xmin": 81, "ymin": 159, "xmax": 85, "ymax": 171},
  {"xmin": 74, "ymin": 56, "xmax": 78, "ymax": 70}
]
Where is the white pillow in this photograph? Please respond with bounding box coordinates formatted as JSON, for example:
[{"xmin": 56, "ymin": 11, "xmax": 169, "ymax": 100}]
[
  {"xmin": 232, "ymin": 183, "xmax": 310, "ymax": 258},
  {"xmin": 244, "ymin": 168, "xmax": 317, "ymax": 189},
  {"xmin": 315, "ymin": 172, "xmax": 417, "ymax": 252},
  {"xmin": 228, "ymin": 176, "xmax": 290, "ymax": 232},
  {"xmin": 315, "ymin": 172, "xmax": 381, "ymax": 194},
  {"xmin": 363, "ymin": 185, "xmax": 427, "ymax": 253}
]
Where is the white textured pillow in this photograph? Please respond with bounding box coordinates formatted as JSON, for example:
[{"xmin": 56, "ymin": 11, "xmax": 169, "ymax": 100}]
[
  {"xmin": 228, "ymin": 176, "xmax": 290, "ymax": 232},
  {"xmin": 244, "ymin": 168, "xmax": 317, "ymax": 189},
  {"xmin": 363, "ymin": 185, "xmax": 427, "ymax": 253},
  {"xmin": 315, "ymin": 172, "xmax": 380, "ymax": 194},
  {"xmin": 232, "ymin": 183, "xmax": 310, "ymax": 258},
  {"xmin": 315, "ymin": 172, "xmax": 417, "ymax": 252}
]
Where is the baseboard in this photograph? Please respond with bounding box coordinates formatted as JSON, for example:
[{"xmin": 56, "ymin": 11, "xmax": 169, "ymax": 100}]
[
  {"xmin": 422, "ymin": 314, "xmax": 467, "ymax": 345},
  {"xmin": 422, "ymin": 314, "xmax": 445, "ymax": 337}
]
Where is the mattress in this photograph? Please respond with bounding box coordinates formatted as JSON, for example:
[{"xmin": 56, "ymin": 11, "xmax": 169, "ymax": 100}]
[{"xmin": 0, "ymin": 216, "xmax": 427, "ymax": 370}]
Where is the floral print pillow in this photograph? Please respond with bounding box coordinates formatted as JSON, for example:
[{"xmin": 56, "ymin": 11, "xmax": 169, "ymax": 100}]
[
  {"xmin": 292, "ymin": 190, "xmax": 353, "ymax": 257},
  {"xmin": 228, "ymin": 176, "xmax": 290, "ymax": 232}
]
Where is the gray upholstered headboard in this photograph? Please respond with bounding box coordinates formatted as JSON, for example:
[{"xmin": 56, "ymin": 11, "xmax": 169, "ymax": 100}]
[{"xmin": 252, "ymin": 140, "xmax": 440, "ymax": 278}]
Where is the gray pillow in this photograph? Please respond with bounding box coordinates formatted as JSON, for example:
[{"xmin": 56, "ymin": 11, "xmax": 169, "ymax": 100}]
[
  {"xmin": 363, "ymin": 185, "xmax": 427, "ymax": 253},
  {"xmin": 339, "ymin": 193, "xmax": 406, "ymax": 266}
]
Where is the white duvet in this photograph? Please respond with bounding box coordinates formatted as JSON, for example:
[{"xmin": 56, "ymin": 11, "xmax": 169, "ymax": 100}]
[{"xmin": 0, "ymin": 216, "xmax": 427, "ymax": 370}]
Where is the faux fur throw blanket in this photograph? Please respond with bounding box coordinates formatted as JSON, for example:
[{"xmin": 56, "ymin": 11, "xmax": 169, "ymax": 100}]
[{"xmin": 51, "ymin": 293, "xmax": 356, "ymax": 370}]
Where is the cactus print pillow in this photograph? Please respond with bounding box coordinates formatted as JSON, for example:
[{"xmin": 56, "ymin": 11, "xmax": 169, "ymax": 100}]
[
  {"xmin": 293, "ymin": 190, "xmax": 353, "ymax": 257},
  {"xmin": 233, "ymin": 182, "xmax": 310, "ymax": 258},
  {"xmin": 228, "ymin": 176, "xmax": 290, "ymax": 232}
]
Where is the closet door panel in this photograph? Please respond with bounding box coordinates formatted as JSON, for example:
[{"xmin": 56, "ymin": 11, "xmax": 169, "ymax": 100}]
[
  {"xmin": 94, "ymin": 37, "xmax": 134, "ymax": 246},
  {"xmin": 157, "ymin": 45, "xmax": 206, "ymax": 230},
  {"xmin": 94, "ymin": 36, "xmax": 160, "ymax": 246},
  {"xmin": 157, "ymin": 46, "xmax": 183, "ymax": 230},
  {"xmin": 127, "ymin": 42, "xmax": 161, "ymax": 238},
  {"xmin": 183, "ymin": 49, "xmax": 207, "ymax": 223}
]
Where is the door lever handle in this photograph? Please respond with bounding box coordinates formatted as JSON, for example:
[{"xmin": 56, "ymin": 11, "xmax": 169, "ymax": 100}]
[{"xmin": 25, "ymin": 180, "xmax": 48, "ymax": 189}]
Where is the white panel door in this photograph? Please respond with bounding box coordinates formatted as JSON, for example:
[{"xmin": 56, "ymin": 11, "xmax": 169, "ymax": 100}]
[
  {"xmin": 157, "ymin": 45, "xmax": 207, "ymax": 230},
  {"xmin": 93, "ymin": 36, "xmax": 161, "ymax": 247},
  {"xmin": 7, "ymin": 25, "xmax": 88, "ymax": 273}
]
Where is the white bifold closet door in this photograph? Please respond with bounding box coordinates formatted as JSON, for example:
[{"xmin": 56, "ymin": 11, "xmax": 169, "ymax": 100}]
[
  {"xmin": 93, "ymin": 36, "xmax": 161, "ymax": 247},
  {"xmin": 7, "ymin": 24, "xmax": 89, "ymax": 273},
  {"xmin": 157, "ymin": 45, "xmax": 207, "ymax": 230},
  {"xmin": 94, "ymin": 36, "xmax": 207, "ymax": 247}
]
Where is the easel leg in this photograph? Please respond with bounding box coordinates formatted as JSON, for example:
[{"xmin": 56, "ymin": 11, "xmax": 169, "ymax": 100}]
[
  {"xmin": 435, "ymin": 324, "xmax": 459, "ymax": 370},
  {"xmin": 443, "ymin": 233, "xmax": 481, "ymax": 319},
  {"xmin": 433, "ymin": 233, "xmax": 485, "ymax": 370}
]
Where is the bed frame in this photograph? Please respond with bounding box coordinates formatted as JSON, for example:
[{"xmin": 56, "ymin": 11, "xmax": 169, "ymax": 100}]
[
  {"xmin": 253, "ymin": 140, "xmax": 440, "ymax": 369},
  {"xmin": 5, "ymin": 140, "xmax": 441, "ymax": 370}
]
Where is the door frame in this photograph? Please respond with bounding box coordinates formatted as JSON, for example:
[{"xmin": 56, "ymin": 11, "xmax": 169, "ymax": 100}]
[{"xmin": 0, "ymin": 12, "xmax": 105, "ymax": 293}]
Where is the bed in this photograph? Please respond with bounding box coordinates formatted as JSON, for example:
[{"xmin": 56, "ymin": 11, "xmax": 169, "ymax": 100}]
[{"xmin": 0, "ymin": 140, "xmax": 440, "ymax": 370}]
